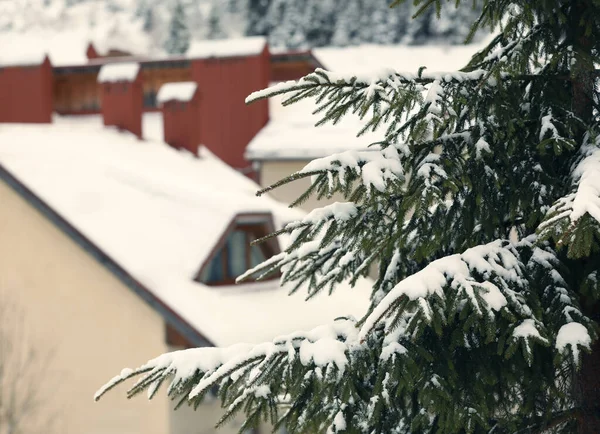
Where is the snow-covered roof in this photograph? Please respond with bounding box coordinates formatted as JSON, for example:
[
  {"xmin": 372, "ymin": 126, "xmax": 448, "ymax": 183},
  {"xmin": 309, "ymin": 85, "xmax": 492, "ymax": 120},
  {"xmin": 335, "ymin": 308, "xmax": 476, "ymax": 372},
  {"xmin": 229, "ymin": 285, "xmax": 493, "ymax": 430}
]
[
  {"xmin": 0, "ymin": 49, "xmax": 48, "ymax": 67},
  {"xmin": 0, "ymin": 115, "xmax": 371, "ymax": 346},
  {"xmin": 248, "ymin": 41, "xmax": 492, "ymax": 161},
  {"xmin": 187, "ymin": 37, "xmax": 267, "ymax": 60},
  {"xmin": 246, "ymin": 95, "xmax": 379, "ymax": 161},
  {"xmin": 156, "ymin": 82, "xmax": 198, "ymax": 105},
  {"xmin": 97, "ymin": 62, "xmax": 140, "ymax": 83},
  {"xmin": 313, "ymin": 42, "xmax": 486, "ymax": 78}
]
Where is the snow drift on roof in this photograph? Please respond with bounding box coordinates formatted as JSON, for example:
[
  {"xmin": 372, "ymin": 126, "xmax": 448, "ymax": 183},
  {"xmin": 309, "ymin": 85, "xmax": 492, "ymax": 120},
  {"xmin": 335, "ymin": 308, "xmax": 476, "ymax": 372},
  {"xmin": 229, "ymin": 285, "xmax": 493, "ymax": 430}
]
[
  {"xmin": 0, "ymin": 49, "xmax": 47, "ymax": 67},
  {"xmin": 246, "ymin": 95, "xmax": 378, "ymax": 161},
  {"xmin": 187, "ymin": 36, "xmax": 267, "ymax": 60},
  {"xmin": 313, "ymin": 42, "xmax": 489, "ymax": 78},
  {"xmin": 97, "ymin": 62, "xmax": 140, "ymax": 83},
  {"xmin": 157, "ymin": 82, "xmax": 198, "ymax": 105},
  {"xmin": 0, "ymin": 115, "xmax": 371, "ymax": 346}
]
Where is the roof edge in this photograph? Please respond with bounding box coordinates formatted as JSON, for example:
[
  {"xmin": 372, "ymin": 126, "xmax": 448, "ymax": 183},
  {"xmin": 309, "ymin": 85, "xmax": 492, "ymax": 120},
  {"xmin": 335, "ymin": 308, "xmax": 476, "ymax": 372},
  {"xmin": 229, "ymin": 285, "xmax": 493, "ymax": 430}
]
[{"xmin": 0, "ymin": 164, "xmax": 213, "ymax": 348}]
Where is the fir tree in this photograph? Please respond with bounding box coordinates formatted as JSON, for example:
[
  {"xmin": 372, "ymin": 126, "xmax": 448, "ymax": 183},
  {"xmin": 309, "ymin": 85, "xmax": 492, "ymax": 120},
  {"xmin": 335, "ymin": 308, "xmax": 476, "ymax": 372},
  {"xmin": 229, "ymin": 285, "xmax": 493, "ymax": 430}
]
[
  {"xmin": 246, "ymin": 0, "xmax": 272, "ymax": 36},
  {"xmin": 142, "ymin": 7, "xmax": 154, "ymax": 33},
  {"xmin": 164, "ymin": 0, "xmax": 190, "ymax": 55},
  {"xmin": 206, "ymin": 2, "xmax": 227, "ymax": 40},
  {"xmin": 98, "ymin": 1, "xmax": 600, "ymax": 433}
]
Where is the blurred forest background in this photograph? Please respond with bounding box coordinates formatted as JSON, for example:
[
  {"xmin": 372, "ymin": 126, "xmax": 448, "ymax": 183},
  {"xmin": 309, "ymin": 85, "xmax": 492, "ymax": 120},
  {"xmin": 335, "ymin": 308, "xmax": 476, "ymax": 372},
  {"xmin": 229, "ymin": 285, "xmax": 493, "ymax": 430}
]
[{"xmin": 0, "ymin": 0, "xmax": 484, "ymax": 56}]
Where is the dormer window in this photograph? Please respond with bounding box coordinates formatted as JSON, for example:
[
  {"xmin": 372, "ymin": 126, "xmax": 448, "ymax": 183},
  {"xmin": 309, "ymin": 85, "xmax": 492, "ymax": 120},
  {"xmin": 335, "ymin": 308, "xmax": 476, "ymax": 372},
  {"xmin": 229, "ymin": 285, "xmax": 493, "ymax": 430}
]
[{"xmin": 195, "ymin": 214, "xmax": 279, "ymax": 286}]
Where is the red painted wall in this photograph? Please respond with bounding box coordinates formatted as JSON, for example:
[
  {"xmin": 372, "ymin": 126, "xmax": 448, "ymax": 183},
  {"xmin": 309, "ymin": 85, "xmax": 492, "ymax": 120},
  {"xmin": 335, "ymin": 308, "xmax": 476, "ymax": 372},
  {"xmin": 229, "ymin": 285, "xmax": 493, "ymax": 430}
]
[
  {"xmin": 0, "ymin": 57, "xmax": 53, "ymax": 123},
  {"xmin": 100, "ymin": 75, "xmax": 143, "ymax": 139},
  {"xmin": 162, "ymin": 96, "xmax": 200, "ymax": 155},
  {"xmin": 190, "ymin": 45, "xmax": 270, "ymax": 171}
]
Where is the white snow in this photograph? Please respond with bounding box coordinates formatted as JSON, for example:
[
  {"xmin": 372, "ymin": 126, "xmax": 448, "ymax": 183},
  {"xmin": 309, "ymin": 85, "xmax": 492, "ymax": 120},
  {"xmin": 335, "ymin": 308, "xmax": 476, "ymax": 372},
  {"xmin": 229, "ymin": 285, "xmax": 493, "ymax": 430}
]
[
  {"xmin": 0, "ymin": 0, "xmax": 154, "ymax": 67},
  {"xmin": 556, "ymin": 322, "xmax": 591, "ymax": 361},
  {"xmin": 358, "ymin": 240, "xmax": 523, "ymax": 341},
  {"xmin": 0, "ymin": 49, "xmax": 47, "ymax": 67},
  {"xmin": 0, "ymin": 115, "xmax": 371, "ymax": 346},
  {"xmin": 512, "ymin": 319, "xmax": 544, "ymax": 341},
  {"xmin": 95, "ymin": 318, "xmax": 359, "ymax": 401},
  {"xmin": 187, "ymin": 36, "xmax": 267, "ymax": 59},
  {"xmin": 97, "ymin": 62, "xmax": 140, "ymax": 83},
  {"xmin": 156, "ymin": 82, "xmax": 198, "ymax": 105},
  {"xmin": 247, "ymin": 40, "xmax": 493, "ymax": 161},
  {"xmin": 312, "ymin": 41, "xmax": 491, "ymax": 81},
  {"xmin": 569, "ymin": 145, "xmax": 600, "ymax": 223},
  {"xmin": 246, "ymin": 94, "xmax": 382, "ymax": 160}
]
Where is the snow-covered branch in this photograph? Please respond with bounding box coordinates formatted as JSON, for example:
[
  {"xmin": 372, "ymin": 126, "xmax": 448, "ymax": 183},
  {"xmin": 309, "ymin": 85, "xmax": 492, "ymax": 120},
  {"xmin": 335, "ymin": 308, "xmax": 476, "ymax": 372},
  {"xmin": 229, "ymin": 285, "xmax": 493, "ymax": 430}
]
[{"xmin": 538, "ymin": 140, "xmax": 600, "ymax": 257}]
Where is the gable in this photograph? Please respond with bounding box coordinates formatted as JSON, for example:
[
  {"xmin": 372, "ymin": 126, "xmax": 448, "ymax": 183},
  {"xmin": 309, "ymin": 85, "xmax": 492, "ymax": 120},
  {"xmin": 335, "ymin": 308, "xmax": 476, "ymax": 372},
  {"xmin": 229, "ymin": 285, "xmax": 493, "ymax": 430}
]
[{"xmin": 195, "ymin": 213, "xmax": 280, "ymax": 286}]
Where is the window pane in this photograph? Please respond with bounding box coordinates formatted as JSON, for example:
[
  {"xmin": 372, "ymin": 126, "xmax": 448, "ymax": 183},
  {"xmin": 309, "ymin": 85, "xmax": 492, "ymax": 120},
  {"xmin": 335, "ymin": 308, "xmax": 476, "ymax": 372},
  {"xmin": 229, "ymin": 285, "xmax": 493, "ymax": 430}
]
[
  {"xmin": 250, "ymin": 244, "xmax": 267, "ymax": 268},
  {"xmin": 200, "ymin": 247, "xmax": 224, "ymax": 283},
  {"xmin": 227, "ymin": 230, "xmax": 247, "ymax": 278}
]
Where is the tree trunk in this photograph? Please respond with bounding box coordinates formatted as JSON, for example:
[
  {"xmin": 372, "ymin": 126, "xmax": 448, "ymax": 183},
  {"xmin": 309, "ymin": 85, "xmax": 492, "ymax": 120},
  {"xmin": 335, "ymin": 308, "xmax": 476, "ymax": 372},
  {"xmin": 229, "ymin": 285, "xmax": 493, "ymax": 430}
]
[
  {"xmin": 576, "ymin": 340, "xmax": 600, "ymax": 433},
  {"xmin": 569, "ymin": 1, "xmax": 600, "ymax": 433}
]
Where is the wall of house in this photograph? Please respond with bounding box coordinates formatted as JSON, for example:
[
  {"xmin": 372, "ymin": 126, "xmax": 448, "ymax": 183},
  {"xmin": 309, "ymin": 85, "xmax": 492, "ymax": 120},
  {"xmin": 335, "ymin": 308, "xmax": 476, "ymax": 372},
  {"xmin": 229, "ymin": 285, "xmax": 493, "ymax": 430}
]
[
  {"xmin": 0, "ymin": 179, "xmax": 170, "ymax": 434},
  {"xmin": 191, "ymin": 46, "xmax": 270, "ymax": 172},
  {"xmin": 0, "ymin": 58, "xmax": 53, "ymax": 123},
  {"xmin": 54, "ymin": 71, "xmax": 100, "ymax": 114},
  {"xmin": 100, "ymin": 78, "xmax": 143, "ymax": 138},
  {"xmin": 167, "ymin": 372, "xmax": 271, "ymax": 434},
  {"xmin": 142, "ymin": 66, "xmax": 192, "ymax": 109}
]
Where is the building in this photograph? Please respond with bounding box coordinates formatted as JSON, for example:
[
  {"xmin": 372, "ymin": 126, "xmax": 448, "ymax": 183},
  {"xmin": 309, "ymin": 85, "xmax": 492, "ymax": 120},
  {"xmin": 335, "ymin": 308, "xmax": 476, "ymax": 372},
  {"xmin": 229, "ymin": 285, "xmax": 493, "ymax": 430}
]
[
  {"xmin": 0, "ymin": 54, "xmax": 53, "ymax": 123},
  {"xmin": 0, "ymin": 116, "xmax": 371, "ymax": 434},
  {"xmin": 98, "ymin": 62, "xmax": 143, "ymax": 138},
  {"xmin": 157, "ymin": 81, "xmax": 201, "ymax": 154}
]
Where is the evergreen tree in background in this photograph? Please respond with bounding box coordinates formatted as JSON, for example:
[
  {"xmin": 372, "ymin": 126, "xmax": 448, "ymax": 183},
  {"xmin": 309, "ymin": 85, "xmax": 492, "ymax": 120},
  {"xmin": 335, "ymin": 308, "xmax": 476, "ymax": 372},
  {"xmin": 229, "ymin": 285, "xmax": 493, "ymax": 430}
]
[
  {"xmin": 142, "ymin": 7, "xmax": 154, "ymax": 33},
  {"xmin": 164, "ymin": 0, "xmax": 190, "ymax": 55},
  {"xmin": 246, "ymin": 0, "xmax": 271, "ymax": 36},
  {"xmin": 97, "ymin": 0, "xmax": 600, "ymax": 433},
  {"xmin": 206, "ymin": 1, "xmax": 227, "ymax": 40}
]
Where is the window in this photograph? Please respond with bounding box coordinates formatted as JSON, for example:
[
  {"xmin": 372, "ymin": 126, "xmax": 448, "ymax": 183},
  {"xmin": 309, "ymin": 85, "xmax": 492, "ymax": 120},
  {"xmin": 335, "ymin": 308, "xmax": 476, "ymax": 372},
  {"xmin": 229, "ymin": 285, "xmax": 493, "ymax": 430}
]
[
  {"xmin": 196, "ymin": 220, "xmax": 279, "ymax": 286},
  {"xmin": 144, "ymin": 90, "xmax": 157, "ymax": 107}
]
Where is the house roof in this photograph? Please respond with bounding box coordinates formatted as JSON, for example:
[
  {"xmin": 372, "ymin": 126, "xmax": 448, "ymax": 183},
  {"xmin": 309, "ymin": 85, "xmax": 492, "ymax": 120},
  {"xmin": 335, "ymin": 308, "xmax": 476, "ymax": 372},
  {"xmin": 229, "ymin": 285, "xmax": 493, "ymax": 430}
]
[
  {"xmin": 0, "ymin": 116, "xmax": 372, "ymax": 347},
  {"xmin": 247, "ymin": 41, "xmax": 492, "ymax": 161},
  {"xmin": 0, "ymin": 50, "xmax": 49, "ymax": 68},
  {"xmin": 245, "ymin": 94, "xmax": 380, "ymax": 161}
]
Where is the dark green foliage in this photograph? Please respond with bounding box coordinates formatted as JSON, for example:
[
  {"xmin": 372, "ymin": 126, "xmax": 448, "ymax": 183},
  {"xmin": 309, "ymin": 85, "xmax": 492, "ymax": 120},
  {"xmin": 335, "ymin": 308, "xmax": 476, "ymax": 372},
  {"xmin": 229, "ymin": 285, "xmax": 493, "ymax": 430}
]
[{"xmin": 99, "ymin": 1, "xmax": 600, "ymax": 433}]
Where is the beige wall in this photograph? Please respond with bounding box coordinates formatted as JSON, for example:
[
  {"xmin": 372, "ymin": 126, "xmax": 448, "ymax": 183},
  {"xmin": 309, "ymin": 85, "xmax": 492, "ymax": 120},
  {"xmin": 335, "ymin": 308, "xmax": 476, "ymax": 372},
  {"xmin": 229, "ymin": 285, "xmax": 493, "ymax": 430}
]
[
  {"xmin": 259, "ymin": 160, "xmax": 346, "ymax": 212},
  {"xmin": 0, "ymin": 178, "xmax": 277, "ymax": 434},
  {"xmin": 0, "ymin": 179, "xmax": 170, "ymax": 434}
]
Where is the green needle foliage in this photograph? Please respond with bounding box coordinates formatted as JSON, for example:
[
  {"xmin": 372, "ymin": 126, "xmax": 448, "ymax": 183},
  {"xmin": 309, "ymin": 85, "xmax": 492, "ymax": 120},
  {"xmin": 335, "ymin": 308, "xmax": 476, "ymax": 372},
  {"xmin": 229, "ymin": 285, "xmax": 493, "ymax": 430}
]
[{"xmin": 98, "ymin": 1, "xmax": 600, "ymax": 433}]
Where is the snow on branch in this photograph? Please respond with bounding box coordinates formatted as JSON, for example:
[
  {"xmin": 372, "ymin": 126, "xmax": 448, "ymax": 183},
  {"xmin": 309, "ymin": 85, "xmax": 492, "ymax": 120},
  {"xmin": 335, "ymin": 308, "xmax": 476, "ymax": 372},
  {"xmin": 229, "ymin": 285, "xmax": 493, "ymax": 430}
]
[
  {"xmin": 359, "ymin": 239, "xmax": 525, "ymax": 340},
  {"xmin": 538, "ymin": 140, "xmax": 600, "ymax": 257},
  {"xmin": 95, "ymin": 319, "xmax": 359, "ymax": 403},
  {"xmin": 246, "ymin": 67, "xmax": 489, "ymax": 104},
  {"xmin": 357, "ymin": 237, "xmax": 593, "ymax": 366}
]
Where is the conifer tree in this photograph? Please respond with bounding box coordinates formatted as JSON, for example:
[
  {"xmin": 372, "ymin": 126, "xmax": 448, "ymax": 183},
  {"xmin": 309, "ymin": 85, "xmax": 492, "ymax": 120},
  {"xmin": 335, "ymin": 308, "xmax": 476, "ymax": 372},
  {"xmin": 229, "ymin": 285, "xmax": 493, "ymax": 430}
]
[
  {"xmin": 97, "ymin": 1, "xmax": 600, "ymax": 433},
  {"xmin": 206, "ymin": 2, "xmax": 227, "ymax": 40},
  {"xmin": 164, "ymin": 0, "xmax": 190, "ymax": 55}
]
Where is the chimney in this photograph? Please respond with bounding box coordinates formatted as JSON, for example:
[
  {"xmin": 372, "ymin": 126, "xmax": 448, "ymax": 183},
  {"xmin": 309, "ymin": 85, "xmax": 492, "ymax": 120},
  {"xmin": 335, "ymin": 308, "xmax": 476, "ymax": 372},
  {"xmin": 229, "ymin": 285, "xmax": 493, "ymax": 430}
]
[
  {"xmin": 187, "ymin": 37, "xmax": 270, "ymax": 175},
  {"xmin": 156, "ymin": 82, "xmax": 200, "ymax": 155},
  {"xmin": 0, "ymin": 54, "xmax": 53, "ymax": 124},
  {"xmin": 86, "ymin": 42, "xmax": 99, "ymax": 61},
  {"xmin": 97, "ymin": 62, "xmax": 143, "ymax": 139}
]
